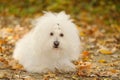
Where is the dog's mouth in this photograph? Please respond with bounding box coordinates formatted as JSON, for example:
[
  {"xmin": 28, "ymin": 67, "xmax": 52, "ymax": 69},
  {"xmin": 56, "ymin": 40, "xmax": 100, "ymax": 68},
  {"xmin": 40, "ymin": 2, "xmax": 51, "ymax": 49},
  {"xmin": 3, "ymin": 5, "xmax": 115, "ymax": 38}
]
[{"xmin": 53, "ymin": 45, "xmax": 59, "ymax": 48}]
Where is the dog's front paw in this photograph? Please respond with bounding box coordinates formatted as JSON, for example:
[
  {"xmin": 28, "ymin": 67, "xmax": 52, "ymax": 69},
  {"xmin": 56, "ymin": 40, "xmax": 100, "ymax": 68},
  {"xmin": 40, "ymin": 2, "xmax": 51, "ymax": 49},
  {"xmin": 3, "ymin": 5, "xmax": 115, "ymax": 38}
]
[{"xmin": 59, "ymin": 62, "xmax": 76, "ymax": 72}]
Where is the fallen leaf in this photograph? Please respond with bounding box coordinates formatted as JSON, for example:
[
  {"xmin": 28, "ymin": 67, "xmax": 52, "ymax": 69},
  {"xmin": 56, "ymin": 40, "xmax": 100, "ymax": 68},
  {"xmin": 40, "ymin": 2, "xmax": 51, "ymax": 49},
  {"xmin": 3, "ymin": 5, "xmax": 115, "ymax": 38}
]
[
  {"xmin": 0, "ymin": 40, "xmax": 3, "ymax": 44},
  {"xmin": 109, "ymin": 69, "xmax": 118, "ymax": 73},
  {"xmin": 98, "ymin": 59, "xmax": 107, "ymax": 63},
  {"xmin": 80, "ymin": 32, "xmax": 86, "ymax": 37},
  {"xmin": 99, "ymin": 49, "xmax": 112, "ymax": 55},
  {"xmin": 6, "ymin": 28, "xmax": 13, "ymax": 33},
  {"xmin": 9, "ymin": 59, "xmax": 23, "ymax": 70},
  {"xmin": 0, "ymin": 57, "xmax": 8, "ymax": 65},
  {"xmin": 72, "ymin": 75, "xmax": 78, "ymax": 80},
  {"xmin": 77, "ymin": 27, "xmax": 86, "ymax": 37},
  {"xmin": 7, "ymin": 36, "xmax": 13, "ymax": 41},
  {"xmin": 0, "ymin": 47, "xmax": 2, "ymax": 53},
  {"xmin": 82, "ymin": 57, "xmax": 90, "ymax": 61},
  {"xmin": 0, "ymin": 72, "xmax": 7, "ymax": 78},
  {"xmin": 43, "ymin": 72, "xmax": 56, "ymax": 80},
  {"xmin": 12, "ymin": 64, "xmax": 23, "ymax": 70},
  {"xmin": 82, "ymin": 51, "xmax": 91, "ymax": 61},
  {"xmin": 0, "ymin": 39, "xmax": 6, "ymax": 45},
  {"xmin": 23, "ymin": 76, "xmax": 35, "ymax": 80},
  {"xmin": 77, "ymin": 61, "xmax": 91, "ymax": 76},
  {"xmin": 82, "ymin": 51, "xmax": 90, "ymax": 57}
]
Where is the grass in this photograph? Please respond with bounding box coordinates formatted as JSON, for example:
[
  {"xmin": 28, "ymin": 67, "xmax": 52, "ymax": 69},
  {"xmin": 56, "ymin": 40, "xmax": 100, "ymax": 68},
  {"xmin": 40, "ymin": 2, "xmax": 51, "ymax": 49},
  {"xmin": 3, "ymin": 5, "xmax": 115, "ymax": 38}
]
[{"xmin": 0, "ymin": 0, "xmax": 120, "ymax": 25}]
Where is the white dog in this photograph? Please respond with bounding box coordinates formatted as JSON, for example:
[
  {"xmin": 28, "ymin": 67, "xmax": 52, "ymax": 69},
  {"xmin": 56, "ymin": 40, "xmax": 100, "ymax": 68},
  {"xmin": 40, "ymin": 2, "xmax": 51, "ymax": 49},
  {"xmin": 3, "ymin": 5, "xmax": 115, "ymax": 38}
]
[{"xmin": 13, "ymin": 12, "xmax": 81, "ymax": 73}]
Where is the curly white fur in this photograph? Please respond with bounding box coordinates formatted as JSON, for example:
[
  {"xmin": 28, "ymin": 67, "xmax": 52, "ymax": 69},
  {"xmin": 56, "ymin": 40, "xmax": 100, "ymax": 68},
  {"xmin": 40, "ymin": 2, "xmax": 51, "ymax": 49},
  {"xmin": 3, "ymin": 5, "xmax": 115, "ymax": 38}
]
[{"xmin": 13, "ymin": 11, "xmax": 81, "ymax": 73}]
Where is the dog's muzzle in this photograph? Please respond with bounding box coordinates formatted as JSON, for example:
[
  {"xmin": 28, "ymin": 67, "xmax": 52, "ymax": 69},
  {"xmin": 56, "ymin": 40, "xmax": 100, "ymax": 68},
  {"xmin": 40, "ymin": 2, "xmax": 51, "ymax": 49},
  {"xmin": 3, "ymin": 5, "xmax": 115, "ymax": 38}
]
[{"xmin": 53, "ymin": 41, "xmax": 59, "ymax": 48}]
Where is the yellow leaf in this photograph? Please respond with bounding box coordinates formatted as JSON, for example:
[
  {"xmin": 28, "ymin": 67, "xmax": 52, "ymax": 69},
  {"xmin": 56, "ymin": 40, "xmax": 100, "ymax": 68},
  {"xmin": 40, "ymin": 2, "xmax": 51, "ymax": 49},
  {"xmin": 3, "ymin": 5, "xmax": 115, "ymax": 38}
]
[
  {"xmin": 82, "ymin": 57, "xmax": 90, "ymax": 61},
  {"xmin": 12, "ymin": 64, "xmax": 23, "ymax": 70},
  {"xmin": 80, "ymin": 32, "xmax": 86, "ymax": 36},
  {"xmin": 0, "ymin": 40, "xmax": 3, "ymax": 44},
  {"xmin": 6, "ymin": 28, "xmax": 13, "ymax": 33},
  {"xmin": 99, "ymin": 59, "xmax": 106, "ymax": 63},
  {"xmin": 7, "ymin": 36, "xmax": 13, "ymax": 40},
  {"xmin": 99, "ymin": 49, "xmax": 112, "ymax": 55},
  {"xmin": 82, "ymin": 51, "xmax": 91, "ymax": 61},
  {"xmin": 77, "ymin": 27, "xmax": 86, "ymax": 36},
  {"xmin": 110, "ymin": 69, "xmax": 117, "ymax": 73}
]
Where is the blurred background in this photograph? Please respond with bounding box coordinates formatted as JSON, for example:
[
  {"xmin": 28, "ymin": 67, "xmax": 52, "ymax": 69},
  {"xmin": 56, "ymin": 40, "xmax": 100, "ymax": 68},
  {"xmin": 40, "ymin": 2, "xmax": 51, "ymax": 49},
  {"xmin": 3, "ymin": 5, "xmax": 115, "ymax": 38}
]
[
  {"xmin": 0, "ymin": 0, "xmax": 120, "ymax": 25},
  {"xmin": 0, "ymin": 0, "xmax": 120, "ymax": 79}
]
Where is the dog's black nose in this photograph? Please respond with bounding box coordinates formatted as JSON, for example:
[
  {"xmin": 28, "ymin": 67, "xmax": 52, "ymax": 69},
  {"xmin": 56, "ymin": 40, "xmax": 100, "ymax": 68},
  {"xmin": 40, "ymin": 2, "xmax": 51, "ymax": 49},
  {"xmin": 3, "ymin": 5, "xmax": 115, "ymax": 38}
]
[{"xmin": 54, "ymin": 41, "xmax": 59, "ymax": 48}]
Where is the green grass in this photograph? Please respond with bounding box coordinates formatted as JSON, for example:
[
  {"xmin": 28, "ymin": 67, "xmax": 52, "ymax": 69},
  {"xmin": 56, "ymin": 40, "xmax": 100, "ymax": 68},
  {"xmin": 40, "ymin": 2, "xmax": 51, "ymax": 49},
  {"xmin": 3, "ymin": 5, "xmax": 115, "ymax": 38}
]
[{"xmin": 0, "ymin": 0, "xmax": 119, "ymax": 25}]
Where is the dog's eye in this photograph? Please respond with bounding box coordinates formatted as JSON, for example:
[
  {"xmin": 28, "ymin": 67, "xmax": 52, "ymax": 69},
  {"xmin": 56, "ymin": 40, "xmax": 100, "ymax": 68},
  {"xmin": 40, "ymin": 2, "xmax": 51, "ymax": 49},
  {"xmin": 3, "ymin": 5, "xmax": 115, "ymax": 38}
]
[
  {"xmin": 50, "ymin": 32, "xmax": 54, "ymax": 36},
  {"xmin": 60, "ymin": 33, "xmax": 64, "ymax": 37}
]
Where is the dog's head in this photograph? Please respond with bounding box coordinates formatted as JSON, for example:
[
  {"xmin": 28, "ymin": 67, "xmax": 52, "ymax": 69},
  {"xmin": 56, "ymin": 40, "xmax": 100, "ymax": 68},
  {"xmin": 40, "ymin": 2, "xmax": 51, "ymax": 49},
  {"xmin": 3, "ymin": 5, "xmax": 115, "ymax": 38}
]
[
  {"xmin": 47, "ymin": 23, "xmax": 66, "ymax": 50},
  {"xmin": 33, "ymin": 12, "xmax": 80, "ymax": 56}
]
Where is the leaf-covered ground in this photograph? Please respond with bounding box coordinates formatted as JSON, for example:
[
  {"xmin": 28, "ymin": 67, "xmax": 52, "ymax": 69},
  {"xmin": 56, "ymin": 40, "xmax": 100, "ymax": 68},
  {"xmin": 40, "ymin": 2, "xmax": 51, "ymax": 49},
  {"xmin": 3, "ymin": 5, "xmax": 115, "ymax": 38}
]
[
  {"xmin": 0, "ymin": 14, "xmax": 120, "ymax": 80},
  {"xmin": 0, "ymin": 1, "xmax": 120, "ymax": 80}
]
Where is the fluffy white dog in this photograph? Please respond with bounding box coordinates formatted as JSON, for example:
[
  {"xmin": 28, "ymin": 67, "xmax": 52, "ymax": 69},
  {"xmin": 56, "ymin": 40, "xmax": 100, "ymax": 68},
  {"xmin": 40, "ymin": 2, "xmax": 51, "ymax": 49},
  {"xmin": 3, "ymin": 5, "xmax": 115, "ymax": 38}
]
[{"xmin": 13, "ymin": 12, "xmax": 81, "ymax": 73}]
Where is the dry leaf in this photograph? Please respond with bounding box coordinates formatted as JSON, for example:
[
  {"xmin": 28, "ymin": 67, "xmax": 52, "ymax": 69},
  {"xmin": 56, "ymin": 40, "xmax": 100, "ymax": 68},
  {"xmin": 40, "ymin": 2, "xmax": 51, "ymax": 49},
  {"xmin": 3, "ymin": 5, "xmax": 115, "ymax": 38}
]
[
  {"xmin": 0, "ymin": 57, "xmax": 8, "ymax": 65},
  {"xmin": 43, "ymin": 72, "xmax": 56, "ymax": 80},
  {"xmin": 0, "ymin": 40, "xmax": 3, "ymax": 44},
  {"xmin": 7, "ymin": 36, "xmax": 13, "ymax": 41},
  {"xmin": 0, "ymin": 72, "xmax": 7, "ymax": 78},
  {"xmin": 0, "ymin": 47, "xmax": 2, "ymax": 53},
  {"xmin": 12, "ymin": 64, "xmax": 23, "ymax": 70},
  {"xmin": 80, "ymin": 32, "xmax": 86, "ymax": 37},
  {"xmin": 9, "ymin": 59, "xmax": 23, "ymax": 70},
  {"xmin": 82, "ymin": 51, "xmax": 91, "ymax": 61},
  {"xmin": 82, "ymin": 51, "xmax": 90, "ymax": 57},
  {"xmin": 99, "ymin": 49, "xmax": 112, "ymax": 55},
  {"xmin": 82, "ymin": 57, "xmax": 90, "ymax": 61},
  {"xmin": 23, "ymin": 76, "xmax": 35, "ymax": 80},
  {"xmin": 109, "ymin": 69, "xmax": 118, "ymax": 73},
  {"xmin": 0, "ymin": 39, "xmax": 6, "ymax": 45},
  {"xmin": 6, "ymin": 28, "xmax": 13, "ymax": 33},
  {"xmin": 77, "ymin": 61, "xmax": 91, "ymax": 76},
  {"xmin": 98, "ymin": 59, "xmax": 107, "ymax": 63}
]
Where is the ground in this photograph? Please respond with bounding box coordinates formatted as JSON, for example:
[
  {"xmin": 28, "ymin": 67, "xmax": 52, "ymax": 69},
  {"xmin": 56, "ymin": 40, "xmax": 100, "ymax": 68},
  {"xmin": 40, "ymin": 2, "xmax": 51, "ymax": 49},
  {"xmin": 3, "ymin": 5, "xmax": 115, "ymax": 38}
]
[{"xmin": 0, "ymin": 14, "xmax": 120, "ymax": 80}]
